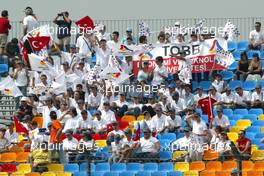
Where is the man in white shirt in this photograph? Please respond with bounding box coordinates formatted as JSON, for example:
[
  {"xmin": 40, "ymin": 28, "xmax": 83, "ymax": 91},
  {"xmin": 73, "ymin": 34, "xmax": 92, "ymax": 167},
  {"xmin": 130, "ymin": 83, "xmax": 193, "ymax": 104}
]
[
  {"xmin": 166, "ymin": 109, "xmax": 182, "ymax": 134},
  {"xmin": 151, "ymin": 106, "xmax": 168, "ymax": 134},
  {"xmin": 63, "ymin": 107, "xmax": 80, "ymax": 133},
  {"xmin": 194, "ymin": 86, "xmax": 206, "ymax": 106},
  {"xmin": 133, "ymin": 128, "xmax": 160, "ymax": 162},
  {"xmin": 101, "ymin": 102, "xmax": 116, "ymax": 124},
  {"xmin": 40, "ymin": 96, "xmax": 58, "ymax": 129},
  {"xmin": 251, "ymin": 84, "xmax": 264, "ymax": 108},
  {"xmin": 171, "ymin": 127, "xmax": 202, "ymax": 162},
  {"xmin": 62, "ymin": 130, "xmax": 78, "ymax": 162},
  {"xmin": 249, "ymin": 22, "xmax": 264, "ymax": 50},
  {"xmin": 107, "ymin": 121, "xmax": 125, "ymax": 143},
  {"xmin": 221, "ymin": 86, "xmax": 235, "ymax": 108},
  {"xmin": 76, "ymin": 110, "xmax": 94, "ymax": 133},
  {"xmin": 76, "ymin": 32, "xmax": 96, "ymax": 59},
  {"xmin": 151, "ymin": 56, "xmax": 168, "ymax": 86},
  {"xmin": 171, "ymin": 92, "xmax": 187, "ymax": 116},
  {"xmin": 234, "ymin": 86, "xmax": 251, "ymax": 108},
  {"xmin": 96, "ymin": 39, "xmax": 111, "ymax": 70},
  {"xmin": 107, "ymin": 31, "xmax": 121, "ymax": 54},
  {"xmin": 23, "ymin": 7, "xmax": 38, "ymax": 35},
  {"xmin": 4, "ymin": 123, "xmax": 19, "ymax": 145},
  {"xmin": 86, "ymin": 86, "xmax": 102, "ymax": 110},
  {"xmin": 211, "ymin": 106, "xmax": 230, "ymax": 131},
  {"xmin": 93, "ymin": 110, "xmax": 107, "ymax": 134}
]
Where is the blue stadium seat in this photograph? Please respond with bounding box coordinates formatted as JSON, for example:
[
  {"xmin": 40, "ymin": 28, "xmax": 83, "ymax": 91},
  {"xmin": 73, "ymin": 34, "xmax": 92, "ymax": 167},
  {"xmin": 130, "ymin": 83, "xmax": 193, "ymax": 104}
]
[
  {"xmin": 245, "ymin": 132, "xmax": 255, "ymax": 139},
  {"xmin": 111, "ymin": 163, "xmax": 126, "ymax": 172},
  {"xmin": 158, "ymin": 162, "xmax": 174, "ymax": 172},
  {"xmin": 95, "ymin": 151, "xmax": 110, "ymax": 162},
  {"xmin": 237, "ymin": 40, "xmax": 249, "ymax": 51},
  {"xmin": 167, "ymin": 171, "xmax": 183, "ymax": 176},
  {"xmin": 64, "ymin": 164, "xmax": 79, "ymax": 173},
  {"xmin": 195, "ymin": 109, "xmax": 203, "ymax": 116},
  {"xmin": 253, "ymin": 121, "xmax": 264, "ymax": 126},
  {"xmin": 92, "ymin": 55, "xmax": 97, "ymax": 63},
  {"xmin": 127, "ymin": 163, "xmax": 142, "ymax": 172},
  {"xmin": 201, "ymin": 115, "xmax": 209, "ymax": 123},
  {"xmin": 121, "ymin": 172, "xmax": 136, "ymax": 176},
  {"xmin": 228, "ymin": 61, "xmax": 238, "ymax": 71},
  {"xmin": 261, "ymin": 60, "xmax": 264, "ymax": 70},
  {"xmin": 159, "ymin": 140, "xmax": 171, "ymax": 151},
  {"xmin": 220, "ymin": 70, "xmax": 234, "ymax": 81},
  {"xmin": 249, "ymin": 108, "xmax": 264, "ymax": 116},
  {"xmin": 232, "ymin": 50, "xmax": 240, "ymax": 61},
  {"xmin": 0, "ymin": 64, "xmax": 8, "ymax": 75},
  {"xmin": 91, "ymin": 172, "xmax": 105, "ymax": 176},
  {"xmin": 200, "ymin": 81, "xmax": 212, "ymax": 91},
  {"xmin": 80, "ymin": 163, "xmax": 88, "ymax": 172},
  {"xmin": 229, "ymin": 114, "xmax": 242, "ymax": 121},
  {"xmin": 192, "ymin": 81, "xmax": 199, "ymax": 91},
  {"xmin": 228, "ymin": 41, "xmax": 237, "ymax": 51},
  {"xmin": 103, "ymin": 172, "xmax": 119, "ymax": 176},
  {"xmin": 246, "ymin": 126, "xmax": 261, "ymax": 133},
  {"xmin": 102, "ymin": 146, "xmax": 109, "ymax": 153},
  {"xmin": 151, "ymin": 172, "xmax": 167, "ymax": 176},
  {"xmin": 234, "ymin": 109, "xmax": 248, "ymax": 115},
  {"xmin": 160, "ymin": 133, "xmax": 176, "ymax": 141},
  {"xmin": 258, "ymin": 80, "xmax": 264, "ymax": 90},
  {"xmin": 230, "ymin": 120, "xmax": 236, "ymax": 127},
  {"xmin": 223, "ymin": 108, "xmax": 233, "ymax": 116},
  {"xmin": 258, "ymin": 145, "xmax": 264, "ymax": 150},
  {"xmin": 260, "ymin": 51, "xmax": 264, "ymax": 60},
  {"xmin": 159, "ymin": 151, "xmax": 172, "ymax": 161},
  {"xmin": 247, "ymin": 50, "xmax": 255, "ymax": 59},
  {"xmin": 143, "ymin": 163, "xmax": 158, "ymax": 172},
  {"xmin": 229, "ymin": 80, "xmax": 242, "ymax": 91},
  {"xmin": 137, "ymin": 171, "xmax": 151, "ymax": 176},
  {"xmin": 255, "ymin": 133, "xmax": 264, "ymax": 138},
  {"xmin": 251, "ymin": 139, "xmax": 262, "ymax": 146},
  {"xmin": 242, "ymin": 114, "xmax": 258, "ymax": 122},
  {"xmin": 74, "ymin": 172, "xmax": 87, "ymax": 176},
  {"xmin": 95, "ymin": 163, "xmax": 110, "ymax": 172},
  {"xmin": 242, "ymin": 80, "xmax": 257, "ymax": 91},
  {"xmin": 177, "ymin": 133, "xmax": 184, "ymax": 139}
]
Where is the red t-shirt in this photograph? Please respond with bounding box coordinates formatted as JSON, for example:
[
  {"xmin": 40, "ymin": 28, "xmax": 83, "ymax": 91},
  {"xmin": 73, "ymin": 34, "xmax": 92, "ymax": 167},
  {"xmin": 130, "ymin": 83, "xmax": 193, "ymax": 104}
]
[
  {"xmin": 0, "ymin": 17, "xmax": 11, "ymax": 34},
  {"xmin": 236, "ymin": 138, "xmax": 251, "ymax": 153}
]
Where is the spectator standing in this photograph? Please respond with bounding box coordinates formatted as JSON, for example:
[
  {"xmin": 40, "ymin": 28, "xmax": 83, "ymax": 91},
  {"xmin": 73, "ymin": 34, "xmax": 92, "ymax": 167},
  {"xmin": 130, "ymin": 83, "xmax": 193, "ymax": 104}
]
[
  {"xmin": 53, "ymin": 11, "xmax": 72, "ymax": 52},
  {"xmin": 249, "ymin": 22, "xmax": 264, "ymax": 50},
  {"xmin": 23, "ymin": 7, "xmax": 38, "ymax": 36},
  {"xmin": 0, "ymin": 10, "xmax": 11, "ymax": 55}
]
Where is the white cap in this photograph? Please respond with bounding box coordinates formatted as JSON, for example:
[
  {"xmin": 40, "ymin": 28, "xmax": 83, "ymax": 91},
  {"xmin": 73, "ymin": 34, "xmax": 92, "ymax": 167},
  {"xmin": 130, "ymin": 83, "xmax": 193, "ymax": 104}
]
[
  {"xmin": 20, "ymin": 96, "xmax": 29, "ymax": 102},
  {"xmin": 175, "ymin": 21, "xmax": 180, "ymax": 26}
]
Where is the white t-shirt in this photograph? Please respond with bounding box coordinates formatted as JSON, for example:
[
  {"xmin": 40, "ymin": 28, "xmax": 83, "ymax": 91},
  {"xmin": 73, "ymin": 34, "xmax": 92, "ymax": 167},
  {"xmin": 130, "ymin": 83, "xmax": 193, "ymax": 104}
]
[
  {"xmin": 212, "ymin": 115, "xmax": 230, "ymax": 129},
  {"xmin": 40, "ymin": 106, "xmax": 58, "ymax": 129},
  {"xmin": 249, "ymin": 30, "xmax": 264, "ymax": 44},
  {"xmin": 93, "ymin": 118, "xmax": 108, "ymax": 131},
  {"xmin": 63, "ymin": 138, "xmax": 78, "ymax": 151},
  {"xmin": 166, "ymin": 115, "xmax": 182, "ymax": 128},
  {"xmin": 96, "ymin": 47, "xmax": 111, "ymax": 69},
  {"xmin": 101, "ymin": 109, "xmax": 116, "ymax": 124},
  {"xmin": 212, "ymin": 80, "xmax": 225, "ymax": 93},
  {"xmin": 221, "ymin": 92, "xmax": 235, "ymax": 104},
  {"xmin": 76, "ymin": 36, "xmax": 93, "ymax": 56},
  {"xmin": 108, "ymin": 130, "xmax": 125, "ymax": 137},
  {"xmin": 77, "ymin": 118, "xmax": 94, "ymax": 129},
  {"xmin": 107, "ymin": 40, "xmax": 121, "ymax": 54},
  {"xmin": 139, "ymin": 137, "xmax": 159, "ymax": 153},
  {"xmin": 251, "ymin": 91, "xmax": 264, "ymax": 102},
  {"xmin": 194, "ymin": 93, "xmax": 206, "ymax": 103},
  {"xmin": 14, "ymin": 68, "xmax": 28, "ymax": 87},
  {"xmin": 23, "ymin": 15, "xmax": 38, "ymax": 33},
  {"xmin": 151, "ymin": 114, "xmax": 168, "ymax": 133},
  {"xmin": 152, "ymin": 65, "xmax": 168, "ymax": 86},
  {"xmin": 4, "ymin": 130, "xmax": 18, "ymax": 143},
  {"xmin": 192, "ymin": 120, "xmax": 207, "ymax": 135},
  {"xmin": 86, "ymin": 93, "xmax": 102, "ymax": 107},
  {"xmin": 63, "ymin": 116, "xmax": 79, "ymax": 132},
  {"xmin": 171, "ymin": 98, "xmax": 186, "ymax": 113},
  {"xmin": 234, "ymin": 91, "xmax": 251, "ymax": 106}
]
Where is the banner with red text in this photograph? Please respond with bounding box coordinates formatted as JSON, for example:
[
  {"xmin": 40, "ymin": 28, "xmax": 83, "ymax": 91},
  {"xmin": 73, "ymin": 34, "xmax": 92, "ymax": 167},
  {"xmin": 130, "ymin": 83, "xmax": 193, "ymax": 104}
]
[{"xmin": 133, "ymin": 38, "xmax": 231, "ymax": 75}]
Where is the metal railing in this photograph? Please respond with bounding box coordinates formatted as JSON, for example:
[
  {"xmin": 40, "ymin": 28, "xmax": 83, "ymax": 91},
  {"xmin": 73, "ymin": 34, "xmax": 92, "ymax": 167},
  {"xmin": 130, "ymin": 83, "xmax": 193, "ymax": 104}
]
[{"xmin": 8, "ymin": 17, "xmax": 264, "ymax": 44}]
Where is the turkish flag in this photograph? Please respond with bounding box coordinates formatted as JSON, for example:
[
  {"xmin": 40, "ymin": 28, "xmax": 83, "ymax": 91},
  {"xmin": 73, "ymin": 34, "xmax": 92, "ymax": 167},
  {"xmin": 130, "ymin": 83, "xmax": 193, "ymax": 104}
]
[
  {"xmin": 28, "ymin": 32, "xmax": 50, "ymax": 51},
  {"xmin": 19, "ymin": 42, "xmax": 29, "ymax": 65},
  {"xmin": 198, "ymin": 96, "xmax": 217, "ymax": 123},
  {"xmin": 14, "ymin": 115, "xmax": 29, "ymax": 135},
  {"xmin": 75, "ymin": 16, "xmax": 95, "ymax": 32}
]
